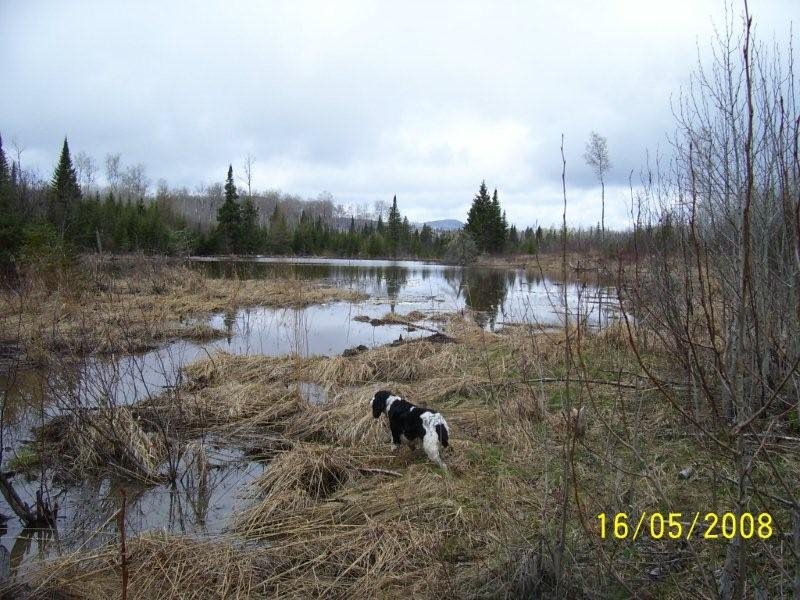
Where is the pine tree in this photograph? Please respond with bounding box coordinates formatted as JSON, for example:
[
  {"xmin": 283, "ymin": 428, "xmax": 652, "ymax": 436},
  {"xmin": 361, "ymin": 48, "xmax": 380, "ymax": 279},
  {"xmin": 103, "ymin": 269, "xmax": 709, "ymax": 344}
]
[
  {"xmin": 216, "ymin": 165, "xmax": 241, "ymax": 253},
  {"xmin": 49, "ymin": 137, "xmax": 82, "ymax": 237},
  {"xmin": 387, "ymin": 195, "xmax": 402, "ymax": 257}
]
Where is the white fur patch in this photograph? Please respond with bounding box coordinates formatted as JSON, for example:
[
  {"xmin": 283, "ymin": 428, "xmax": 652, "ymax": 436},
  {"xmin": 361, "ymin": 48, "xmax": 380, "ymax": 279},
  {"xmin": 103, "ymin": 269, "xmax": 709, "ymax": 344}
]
[
  {"xmin": 420, "ymin": 411, "xmax": 449, "ymax": 433},
  {"xmin": 384, "ymin": 394, "xmax": 402, "ymax": 414},
  {"xmin": 420, "ymin": 411, "xmax": 449, "ymax": 469}
]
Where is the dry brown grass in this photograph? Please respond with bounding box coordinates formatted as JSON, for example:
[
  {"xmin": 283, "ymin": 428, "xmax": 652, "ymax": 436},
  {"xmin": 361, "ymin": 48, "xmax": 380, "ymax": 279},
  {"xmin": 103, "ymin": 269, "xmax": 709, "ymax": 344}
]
[
  {"xmin": 0, "ymin": 257, "xmax": 366, "ymax": 357},
  {"xmin": 12, "ymin": 312, "xmax": 792, "ymax": 599},
  {"xmin": 40, "ymin": 407, "xmax": 166, "ymax": 482},
  {"xmin": 6, "ymin": 533, "xmax": 272, "ymax": 600}
]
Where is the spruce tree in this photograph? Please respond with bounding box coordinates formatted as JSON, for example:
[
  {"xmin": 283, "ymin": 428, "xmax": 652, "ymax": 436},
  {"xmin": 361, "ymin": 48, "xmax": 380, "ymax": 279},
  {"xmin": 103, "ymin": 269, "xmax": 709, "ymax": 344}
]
[
  {"xmin": 490, "ymin": 189, "xmax": 504, "ymax": 252},
  {"xmin": 268, "ymin": 204, "xmax": 290, "ymax": 253},
  {"xmin": 465, "ymin": 181, "xmax": 492, "ymax": 252},
  {"xmin": 239, "ymin": 196, "xmax": 259, "ymax": 253},
  {"xmin": 216, "ymin": 165, "xmax": 241, "ymax": 253},
  {"xmin": 0, "ymin": 133, "xmax": 22, "ymax": 261},
  {"xmin": 49, "ymin": 137, "xmax": 82, "ymax": 237},
  {"xmin": 387, "ymin": 195, "xmax": 402, "ymax": 257},
  {"xmin": 0, "ymin": 133, "xmax": 8, "ymax": 185}
]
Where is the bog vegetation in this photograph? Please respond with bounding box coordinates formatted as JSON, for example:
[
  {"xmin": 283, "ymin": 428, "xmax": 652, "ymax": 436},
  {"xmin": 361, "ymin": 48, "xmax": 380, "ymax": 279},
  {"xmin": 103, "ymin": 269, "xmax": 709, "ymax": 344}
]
[{"xmin": 0, "ymin": 4, "xmax": 799, "ymax": 600}]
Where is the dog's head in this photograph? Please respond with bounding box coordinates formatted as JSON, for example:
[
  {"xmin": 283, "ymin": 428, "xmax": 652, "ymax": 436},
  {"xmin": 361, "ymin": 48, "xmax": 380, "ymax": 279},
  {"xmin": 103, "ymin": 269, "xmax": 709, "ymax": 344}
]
[{"xmin": 370, "ymin": 390, "xmax": 392, "ymax": 418}]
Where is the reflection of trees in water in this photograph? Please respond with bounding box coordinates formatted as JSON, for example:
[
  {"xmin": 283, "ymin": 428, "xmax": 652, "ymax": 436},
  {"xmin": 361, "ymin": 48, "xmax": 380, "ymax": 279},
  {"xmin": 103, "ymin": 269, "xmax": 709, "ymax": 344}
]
[
  {"xmin": 195, "ymin": 260, "xmax": 422, "ymax": 301},
  {"xmin": 382, "ymin": 266, "xmax": 408, "ymax": 312},
  {"xmin": 443, "ymin": 268, "xmax": 511, "ymax": 329},
  {"xmin": 7, "ymin": 526, "xmax": 56, "ymax": 580},
  {"xmin": 223, "ymin": 309, "xmax": 237, "ymax": 342}
]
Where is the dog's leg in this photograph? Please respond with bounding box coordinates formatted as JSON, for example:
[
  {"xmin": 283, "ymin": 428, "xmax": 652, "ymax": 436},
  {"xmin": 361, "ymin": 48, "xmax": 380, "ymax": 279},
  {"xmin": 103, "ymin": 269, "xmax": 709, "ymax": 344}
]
[
  {"xmin": 423, "ymin": 430, "xmax": 447, "ymax": 470},
  {"xmin": 390, "ymin": 422, "xmax": 403, "ymax": 452}
]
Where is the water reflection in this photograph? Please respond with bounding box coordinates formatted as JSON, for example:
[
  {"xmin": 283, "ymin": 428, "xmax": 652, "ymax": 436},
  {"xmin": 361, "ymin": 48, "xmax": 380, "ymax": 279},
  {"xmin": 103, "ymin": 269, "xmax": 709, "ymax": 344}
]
[{"xmin": 192, "ymin": 257, "xmax": 611, "ymax": 328}]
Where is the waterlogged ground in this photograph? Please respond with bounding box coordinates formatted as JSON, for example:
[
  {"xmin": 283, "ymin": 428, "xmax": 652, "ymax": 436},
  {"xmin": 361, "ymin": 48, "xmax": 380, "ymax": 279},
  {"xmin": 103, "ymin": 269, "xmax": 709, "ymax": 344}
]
[{"xmin": 0, "ymin": 257, "xmax": 612, "ymax": 576}]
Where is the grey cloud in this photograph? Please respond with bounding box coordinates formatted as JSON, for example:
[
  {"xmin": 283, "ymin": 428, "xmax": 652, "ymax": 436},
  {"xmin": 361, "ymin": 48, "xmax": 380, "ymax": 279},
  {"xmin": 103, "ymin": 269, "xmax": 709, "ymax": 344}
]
[{"xmin": 2, "ymin": 0, "xmax": 797, "ymax": 228}]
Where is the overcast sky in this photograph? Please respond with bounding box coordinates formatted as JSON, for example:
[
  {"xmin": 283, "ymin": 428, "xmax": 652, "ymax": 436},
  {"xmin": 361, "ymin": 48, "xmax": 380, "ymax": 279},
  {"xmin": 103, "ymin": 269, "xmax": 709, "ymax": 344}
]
[{"xmin": 2, "ymin": 1, "xmax": 797, "ymax": 228}]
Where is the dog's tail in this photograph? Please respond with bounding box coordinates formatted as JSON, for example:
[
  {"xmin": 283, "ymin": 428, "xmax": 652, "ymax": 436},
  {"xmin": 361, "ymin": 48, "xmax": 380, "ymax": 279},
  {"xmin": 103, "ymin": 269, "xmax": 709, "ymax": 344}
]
[{"xmin": 435, "ymin": 423, "xmax": 449, "ymax": 448}]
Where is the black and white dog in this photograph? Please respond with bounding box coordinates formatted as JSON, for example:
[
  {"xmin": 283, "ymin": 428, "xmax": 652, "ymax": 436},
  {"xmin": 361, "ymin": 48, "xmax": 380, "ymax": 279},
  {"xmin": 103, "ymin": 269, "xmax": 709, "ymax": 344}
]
[{"xmin": 370, "ymin": 390, "xmax": 450, "ymax": 469}]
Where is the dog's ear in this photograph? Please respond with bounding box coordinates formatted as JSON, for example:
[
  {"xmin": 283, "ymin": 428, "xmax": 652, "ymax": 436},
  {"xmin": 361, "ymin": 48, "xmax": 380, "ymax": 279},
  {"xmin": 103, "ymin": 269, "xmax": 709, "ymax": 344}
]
[{"xmin": 372, "ymin": 390, "xmax": 390, "ymax": 418}]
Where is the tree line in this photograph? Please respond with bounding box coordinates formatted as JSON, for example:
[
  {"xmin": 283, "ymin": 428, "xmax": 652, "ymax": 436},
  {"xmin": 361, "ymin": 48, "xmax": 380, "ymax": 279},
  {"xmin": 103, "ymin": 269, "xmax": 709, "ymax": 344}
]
[{"xmin": 0, "ymin": 132, "xmax": 674, "ymax": 267}]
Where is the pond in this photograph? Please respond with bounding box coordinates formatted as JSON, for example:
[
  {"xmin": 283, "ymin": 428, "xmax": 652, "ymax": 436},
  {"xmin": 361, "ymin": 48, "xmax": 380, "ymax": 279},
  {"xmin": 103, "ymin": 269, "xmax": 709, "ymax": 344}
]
[{"xmin": 0, "ymin": 257, "xmax": 614, "ymax": 576}]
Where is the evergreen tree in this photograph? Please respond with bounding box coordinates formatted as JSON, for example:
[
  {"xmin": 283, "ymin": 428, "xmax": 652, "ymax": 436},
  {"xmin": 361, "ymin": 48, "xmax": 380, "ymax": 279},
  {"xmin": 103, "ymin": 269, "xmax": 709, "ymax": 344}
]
[
  {"xmin": 49, "ymin": 137, "xmax": 82, "ymax": 237},
  {"xmin": 268, "ymin": 204, "xmax": 290, "ymax": 253},
  {"xmin": 488, "ymin": 188, "xmax": 506, "ymax": 254},
  {"xmin": 420, "ymin": 223, "xmax": 433, "ymax": 254},
  {"xmin": 499, "ymin": 207, "xmax": 508, "ymax": 252},
  {"xmin": 239, "ymin": 196, "xmax": 259, "ymax": 253},
  {"xmin": 216, "ymin": 165, "xmax": 241, "ymax": 253},
  {"xmin": 387, "ymin": 195, "xmax": 402, "ymax": 257},
  {"xmin": 0, "ymin": 133, "xmax": 8, "ymax": 184},
  {"xmin": 508, "ymin": 224, "xmax": 519, "ymax": 250},
  {"xmin": 0, "ymin": 133, "xmax": 22, "ymax": 262},
  {"xmin": 401, "ymin": 216, "xmax": 411, "ymax": 250},
  {"xmin": 465, "ymin": 181, "xmax": 492, "ymax": 252}
]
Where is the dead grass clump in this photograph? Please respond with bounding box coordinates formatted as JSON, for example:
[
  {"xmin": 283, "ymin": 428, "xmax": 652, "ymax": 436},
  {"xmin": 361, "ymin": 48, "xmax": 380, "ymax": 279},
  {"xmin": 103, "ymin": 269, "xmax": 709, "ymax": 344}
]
[
  {"xmin": 50, "ymin": 407, "xmax": 165, "ymax": 482},
  {"xmin": 302, "ymin": 340, "xmax": 442, "ymax": 384},
  {"xmin": 288, "ymin": 386, "xmax": 392, "ymax": 445},
  {"xmin": 443, "ymin": 315, "xmax": 502, "ymax": 345},
  {"xmin": 302, "ymin": 354, "xmax": 376, "ymax": 385},
  {"xmin": 8, "ymin": 533, "xmax": 270, "ymax": 600},
  {"xmin": 235, "ymin": 465, "xmax": 469, "ymax": 598},
  {"xmin": 235, "ymin": 444, "xmax": 370, "ymax": 530},
  {"xmin": 183, "ymin": 351, "xmax": 308, "ymax": 388}
]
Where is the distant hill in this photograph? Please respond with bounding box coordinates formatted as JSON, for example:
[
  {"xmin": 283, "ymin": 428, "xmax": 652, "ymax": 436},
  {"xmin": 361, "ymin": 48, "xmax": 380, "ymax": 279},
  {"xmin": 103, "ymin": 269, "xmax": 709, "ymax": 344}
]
[{"xmin": 424, "ymin": 219, "xmax": 464, "ymax": 231}]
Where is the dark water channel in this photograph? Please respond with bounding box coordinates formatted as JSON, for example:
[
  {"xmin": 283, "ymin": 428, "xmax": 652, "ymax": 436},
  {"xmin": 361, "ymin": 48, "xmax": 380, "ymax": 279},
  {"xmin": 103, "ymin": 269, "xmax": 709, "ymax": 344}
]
[{"xmin": 0, "ymin": 257, "xmax": 613, "ymax": 577}]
